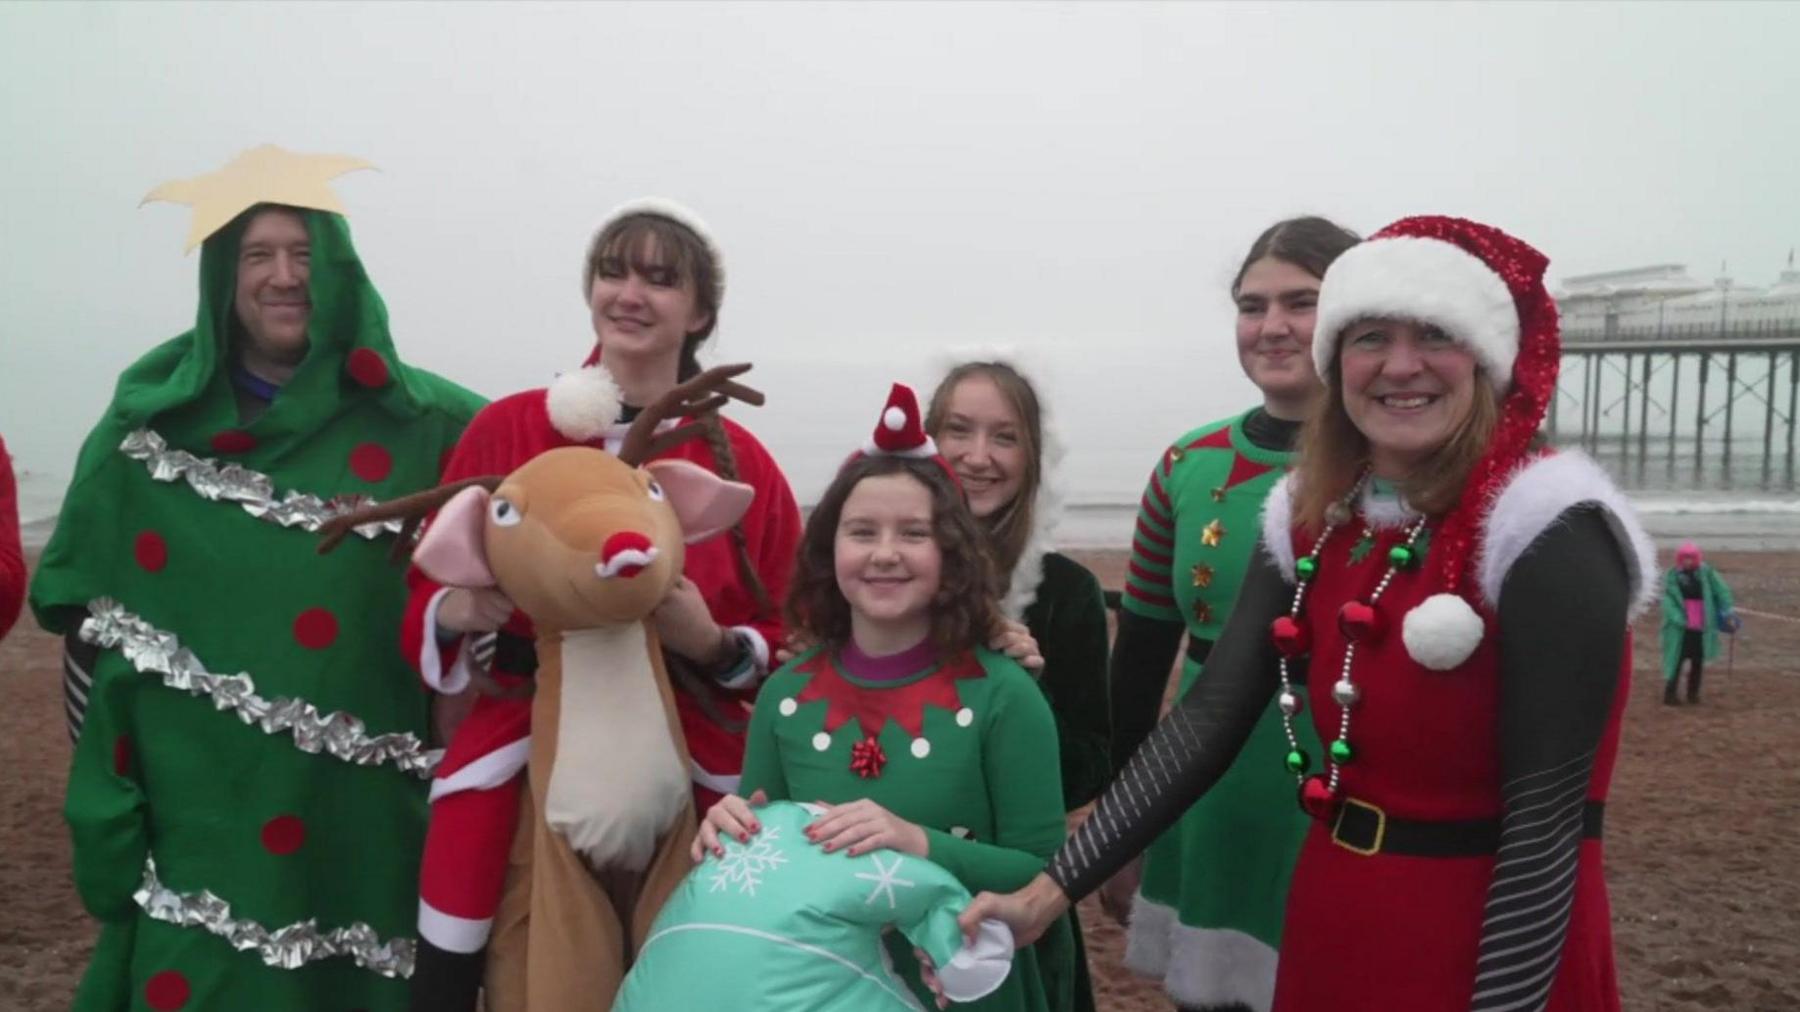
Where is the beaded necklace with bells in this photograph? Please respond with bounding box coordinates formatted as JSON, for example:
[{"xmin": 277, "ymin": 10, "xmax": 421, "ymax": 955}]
[{"xmin": 1269, "ymin": 475, "xmax": 1436, "ymax": 821}]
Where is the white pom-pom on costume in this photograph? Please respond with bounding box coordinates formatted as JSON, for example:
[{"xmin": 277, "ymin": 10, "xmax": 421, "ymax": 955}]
[
  {"xmin": 883, "ymin": 406, "xmax": 906, "ymax": 431},
  {"xmin": 1402, "ymin": 593, "xmax": 1485, "ymax": 671},
  {"xmin": 546, "ymin": 365, "xmax": 624, "ymax": 442}
]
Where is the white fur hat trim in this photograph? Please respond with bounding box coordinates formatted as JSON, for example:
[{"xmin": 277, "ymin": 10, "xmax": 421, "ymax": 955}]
[
  {"xmin": 1314, "ymin": 235, "xmax": 1519, "ymax": 392},
  {"xmin": 591, "ymin": 197, "xmax": 726, "ymax": 297},
  {"xmin": 1402, "ymin": 592, "xmax": 1486, "ymax": 671},
  {"xmin": 546, "ymin": 365, "xmax": 624, "ymax": 442}
]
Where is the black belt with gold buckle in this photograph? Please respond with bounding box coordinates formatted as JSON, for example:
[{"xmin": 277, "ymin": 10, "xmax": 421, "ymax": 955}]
[{"xmin": 1329, "ymin": 797, "xmax": 1605, "ymax": 857}]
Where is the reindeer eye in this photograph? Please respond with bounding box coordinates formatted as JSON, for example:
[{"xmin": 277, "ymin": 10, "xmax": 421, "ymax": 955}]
[
  {"xmin": 489, "ymin": 497, "xmax": 523, "ymax": 527},
  {"xmin": 645, "ymin": 480, "xmax": 665, "ymax": 502}
]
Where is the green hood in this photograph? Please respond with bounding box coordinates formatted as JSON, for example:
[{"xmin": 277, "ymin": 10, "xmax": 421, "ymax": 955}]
[{"xmin": 31, "ymin": 206, "xmax": 484, "ymax": 631}]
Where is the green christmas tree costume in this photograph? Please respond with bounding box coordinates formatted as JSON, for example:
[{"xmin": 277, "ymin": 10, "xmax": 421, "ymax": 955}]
[
  {"xmin": 1117, "ymin": 409, "xmax": 1317, "ymax": 1012},
  {"xmin": 741, "ymin": 645, "xmax": 1073, "ymax": 1012},
  {"xmin": 30, "ymin": 207, "xmax": 483, "ymax": 1011}
]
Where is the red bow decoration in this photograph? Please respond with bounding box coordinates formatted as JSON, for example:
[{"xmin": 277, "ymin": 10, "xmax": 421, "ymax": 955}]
[{"xmin": 850, "ymin": 736, "xmax": 888, "ymax": 779}]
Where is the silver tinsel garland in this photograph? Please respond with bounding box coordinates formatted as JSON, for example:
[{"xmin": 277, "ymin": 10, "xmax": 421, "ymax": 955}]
[
  {"xmin": 135, "ymin": 858, "xmax": 415, "ymax": 978},
  {"xmin": 121, "ymin": 428, "xmax": 403, "ymax": 539},
  {"xmin": 80, "ymin": 599, "xmax": 440, "ymax": 779}
]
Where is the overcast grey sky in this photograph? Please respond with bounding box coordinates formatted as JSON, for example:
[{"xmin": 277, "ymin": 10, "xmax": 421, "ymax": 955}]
[{"xmin": 2, "ymin": 1, "xmax": 1796, "ymax": 511}]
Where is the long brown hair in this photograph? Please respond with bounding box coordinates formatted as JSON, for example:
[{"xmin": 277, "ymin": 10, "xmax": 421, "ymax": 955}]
[
  {"xmin": 923, "ymin": 361, "xmax": 1043, "ymax": 589},
  {"xmin": 786, "ymin": 455, "xmax": 999, "ymax": 655},
  {"xmin": 1292, "ymin": 351, "xmax": 1502, "ymax": 532}
]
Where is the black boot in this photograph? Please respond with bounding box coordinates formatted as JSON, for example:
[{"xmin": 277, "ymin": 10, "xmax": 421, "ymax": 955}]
[
  {"xmin": 1663, "ymin": 680, "xmax": 1680, "ymax": 705},
  {"xmin": 410, "ymin": 938, "xmax": 484, "ymax": 1012}
]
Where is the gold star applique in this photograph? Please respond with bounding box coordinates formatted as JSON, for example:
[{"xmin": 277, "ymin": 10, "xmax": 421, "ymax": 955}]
[
  {"xmin": 1191, "ymin": 563, "xmax": 1214, "ymax": 588},
  {"xmin": 1211, "ymin": 486, "xmax": 1227, "ymax": 503},
  {"xmin": 1200, "ymin": 518, "xmax": 1225, "ymax": 547},
  {"xmin": 1193, "ymin": 600, "xmax": 1213, "ymax": 624},
  {"xmin": 1167, "ymin": 446, "xmax": 1185, "ymax": 465},
  {"xmin": 143, "ymin": 145, "xmax": 375, "ymax": 251}
]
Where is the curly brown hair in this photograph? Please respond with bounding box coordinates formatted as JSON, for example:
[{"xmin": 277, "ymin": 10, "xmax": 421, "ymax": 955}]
[{"xmin": 786, "ymin": 454, "xmax": 999, "ymax": 655}]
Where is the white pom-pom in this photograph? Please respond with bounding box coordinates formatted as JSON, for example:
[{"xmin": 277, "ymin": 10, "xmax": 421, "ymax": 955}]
[
  {"xmin": 1402, "ymin": 593, "xmax": 1485, "ymax": 671},
  {"xmin": 546, "ymin": 366, "xmax": 623, "ymax": 442},
  {"xmin": 882, "ymin": 405, "xmax": 906, "ymax": 431}
]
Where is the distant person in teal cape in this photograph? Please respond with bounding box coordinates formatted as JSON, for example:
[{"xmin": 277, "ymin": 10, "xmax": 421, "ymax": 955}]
[{"xmin": 1660, "ymin": 541, "xmax": 1737, "ymax": 705}]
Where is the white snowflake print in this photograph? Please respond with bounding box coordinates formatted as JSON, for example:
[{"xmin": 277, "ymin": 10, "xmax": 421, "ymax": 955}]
[
  {"xmin": 708, "ymin": 826, "xmax": 788, "ymax": 897},
  {"xmin": 855, "ymin": 853, "xmax": 917, "ymax": 910}
]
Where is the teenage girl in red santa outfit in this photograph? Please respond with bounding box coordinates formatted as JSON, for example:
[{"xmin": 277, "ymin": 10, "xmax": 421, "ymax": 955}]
[
  {"xmin": 962, "ymin": 216, "xmax": 1654, "ymax": 1012},
  {"xmin": 400, "ymin": 200, "xmax": 803, "ymax": 1010}
]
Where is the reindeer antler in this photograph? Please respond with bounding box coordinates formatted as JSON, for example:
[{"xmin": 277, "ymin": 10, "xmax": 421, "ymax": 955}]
[
  {"xmin": 318, "ymin": 475, "xmax": 504, "ymax": 562},
  {"xmin": 617, "ymin": 362, "xmax": 765, "ymax": 466}
]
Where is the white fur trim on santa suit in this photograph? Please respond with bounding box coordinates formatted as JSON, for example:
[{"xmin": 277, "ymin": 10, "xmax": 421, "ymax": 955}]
[
  {"xmin": 1259, "ymin": 473, "xmax": 1299, "ymax": 582},
  {"xmin": 1359, "ymin": 483, "xmax": 1421, "ymax": 530},
  {"xmin": 419, "ymin": 899, "xmax": 493, "ymax": 954},
  {"xmin": 420, "ymin": 587, "xmax": 475, "ymax": 693},
  {"xmin": 1124, "ymin": 893, "xmax": 1276, "ymax": 1011},
  {"xmin": 1314, "ymin": 235, "xmax": 1521, "ymax": 391},
  {"xmin": 688, "ymin": 759, "xmax": 741, "ymax": 797},
  {"xmin": 922, "ymin": 345, "xmax": 1070, "ymax": 619},
  {"xmin": 546, "ymin": 364, "xmax": 624, "ymax": 442},
  {"xmin": 1123, "ymin": 893, "xmax": 1177, "ymax": 980},
  {"xmin": 1475, "ymin": 450, "xmax": 1657, "ymax": 616},
  {"xmin": 592, "ymin": 197, "xmax": 726, "ymax": 297},
  {"xmin": 429, "ymin": 737, "xmax": 532, "ymax": 803}
]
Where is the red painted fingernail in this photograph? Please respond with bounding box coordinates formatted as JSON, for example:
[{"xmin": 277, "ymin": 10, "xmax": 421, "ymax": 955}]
[{"xmin": 739, "ymin": 832, "xmax": 749, "ymax": 843}]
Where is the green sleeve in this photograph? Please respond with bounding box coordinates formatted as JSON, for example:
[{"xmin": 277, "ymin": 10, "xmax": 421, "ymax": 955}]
[
  {"xmin": 1658, "ymin": 570, "xmax": 1685, "ymax": 626},
  {"xmin": 1029, "ymin": 558, "xmax": 1113, "ymax": 810},
  {"xmin": 923, "ymin": 667, "xmax": 1065, "ymax": 894},
  {"xmin": 62, "ymin": 653, "xmax": 148, "ymax": 920},
  {"xmin": 1707, "ymin": 566, "xmax": 1735, "ymax": 614},
  {"xmin": 1121, "ymin": 455, "xmax": 1181, "ymax": 622},
  {"xmin": 738, "ymin": 673, "xmax": 791, "ymax": 802}
]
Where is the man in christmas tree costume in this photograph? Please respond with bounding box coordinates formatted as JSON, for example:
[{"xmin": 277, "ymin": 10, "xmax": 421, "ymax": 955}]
[{"xmin": 30, "ymin": 145, "xmax": 484, "ymax": 1011}]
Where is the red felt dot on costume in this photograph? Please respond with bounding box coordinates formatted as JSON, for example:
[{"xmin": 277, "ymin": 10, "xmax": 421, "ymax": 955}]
[
  {"xmin": 113, "ymin": 735, "xmax": 133, "ymax": 777},
  {"xmin": 293, "ymin": 608, "xmax": 339, "ymax": 650},
  {"xmin": 261, "ymin": 814, "xmax": 307, "ymax": 855},
  {"xmin": 134, "ymin": 531, "xmax": 169, "ymax": 572},
  {"xmin": 346, "ymin": 348, "xmax": 390, "ymax": 388},
  {"xmin": 349, "ymin": 443, "xmax": 392, "ymax": 483},
  {"xmin": 145, "ymin": 970, "xmax": 190, "ymax": 1010},
  {"xmin": 210, "ymin": 429, "xmax": 257, "ymax": 454}
]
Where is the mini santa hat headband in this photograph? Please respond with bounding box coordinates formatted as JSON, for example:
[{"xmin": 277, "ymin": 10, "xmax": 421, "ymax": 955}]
[
  {"xmin": 1311, "ymin": 215, "xmax": 1562, "ymax": 669},
  {"xmin": 849, "ymin": 383, "xmax": 961, "ymax": 490}
]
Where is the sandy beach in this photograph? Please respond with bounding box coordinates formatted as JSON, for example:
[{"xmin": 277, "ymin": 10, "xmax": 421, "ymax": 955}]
[{"xmin": 3, "ymin": 546, "xmax": 1797, "ymax": 1010}]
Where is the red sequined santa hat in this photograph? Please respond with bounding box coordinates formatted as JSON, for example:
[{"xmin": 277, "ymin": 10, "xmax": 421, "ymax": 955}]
[
  {"xmin": 1313, "ymin": 215, "xmax": 1560, "ymax": 670},
  {"xmin": 851, "ymin": 383, "xmax": 961, "ymax": 488}
]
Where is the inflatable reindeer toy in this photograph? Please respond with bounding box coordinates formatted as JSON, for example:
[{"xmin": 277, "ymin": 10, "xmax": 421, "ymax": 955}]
[{"xmin": 319, "ymin": 363, "xmax": 760, "ymax": 1011}]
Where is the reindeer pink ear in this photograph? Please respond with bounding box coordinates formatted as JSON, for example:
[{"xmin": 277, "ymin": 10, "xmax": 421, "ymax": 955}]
[
  {"xmin": 646, "ymin": 459, "xmax": 754, "ymax": 544},
  {"xmin": 413, "ymin": 486, "xmax": 500, "ymax": 587}
]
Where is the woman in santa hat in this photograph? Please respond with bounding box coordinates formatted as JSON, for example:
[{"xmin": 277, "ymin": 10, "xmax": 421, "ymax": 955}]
[
  {"xmin": 961, "ymin": 216, "xmax": 1652, "ymax": 1012},
  {"xmin": 399, "ymin": 200, "xmax": 803, "ymax": 1009}
]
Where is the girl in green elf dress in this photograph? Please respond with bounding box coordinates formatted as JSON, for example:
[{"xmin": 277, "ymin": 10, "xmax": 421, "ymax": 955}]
[
  {"xmin": 696, "ymin": 383, "xmax": 1072, "ymax": 1012},
  {"xmin": 1102, "ymin": 217, "xmax": 1360, "ymax": 1012},
  {"xmin": 925, "ymin": 356, "xmax": 1108, "ymax": 1012}
]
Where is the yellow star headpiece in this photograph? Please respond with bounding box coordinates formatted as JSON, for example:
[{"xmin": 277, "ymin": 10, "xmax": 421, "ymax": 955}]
[{"xmin": 143, "ymin": 144, "xmax": 375, "ymax": 252}]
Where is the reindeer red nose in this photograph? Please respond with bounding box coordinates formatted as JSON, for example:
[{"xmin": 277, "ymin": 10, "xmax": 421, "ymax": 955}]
[{"xmin": 597, "ymin": 531, "xmax": 659, "ymax": 580}]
